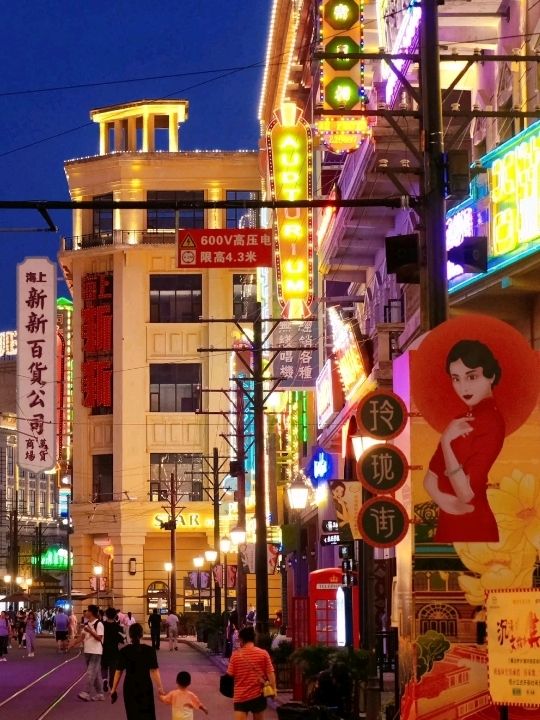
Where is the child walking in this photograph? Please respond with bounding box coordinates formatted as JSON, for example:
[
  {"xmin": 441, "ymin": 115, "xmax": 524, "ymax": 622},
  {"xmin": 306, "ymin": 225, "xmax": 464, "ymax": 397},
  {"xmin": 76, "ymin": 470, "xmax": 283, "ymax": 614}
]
[{"xmin": 159, "ymin": 670, "xmax": 208, "ymax": 720}]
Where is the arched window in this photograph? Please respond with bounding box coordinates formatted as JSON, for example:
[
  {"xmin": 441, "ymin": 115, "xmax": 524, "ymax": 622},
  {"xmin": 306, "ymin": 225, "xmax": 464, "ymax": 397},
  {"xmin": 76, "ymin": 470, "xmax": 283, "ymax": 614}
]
[{"xmin": 418, "ymin": 603, "xmax": 458, "ymax": 638}]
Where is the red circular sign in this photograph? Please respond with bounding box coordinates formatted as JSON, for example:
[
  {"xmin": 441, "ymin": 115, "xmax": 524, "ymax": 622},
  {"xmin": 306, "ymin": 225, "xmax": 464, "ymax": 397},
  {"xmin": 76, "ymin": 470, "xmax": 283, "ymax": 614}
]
[
  {"xmin": 357, "ymin": 496, "xmax": 409, "ymax": 548},
  {"xmin": 356, "ymin": 389, "xmax": 408, "ymax": 440}
]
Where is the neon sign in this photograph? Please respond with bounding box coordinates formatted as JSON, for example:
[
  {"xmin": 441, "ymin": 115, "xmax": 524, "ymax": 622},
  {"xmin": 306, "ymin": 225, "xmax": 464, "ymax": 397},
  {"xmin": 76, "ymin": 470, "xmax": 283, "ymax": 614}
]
[
  {"xmin": 382, "ymin": 1, "xmax": 421, "ymax": 106},
  {"xmin": 486, "ymin": 123, "xmax": 540, "ymax": 256},
  {"xmin": 267, "ymin": 102, "xmax": 314, "ymax": 318},
  {"xmin": 328, "ymin": 307, "xmax": 371, "ymax": 400},
  {"xmin": 318, "ymin": 0, "xmax": 371, "ymax": 152},
  {"xmin": 445, "ymin": 205, "xmax": 476, "ymax": 279}
]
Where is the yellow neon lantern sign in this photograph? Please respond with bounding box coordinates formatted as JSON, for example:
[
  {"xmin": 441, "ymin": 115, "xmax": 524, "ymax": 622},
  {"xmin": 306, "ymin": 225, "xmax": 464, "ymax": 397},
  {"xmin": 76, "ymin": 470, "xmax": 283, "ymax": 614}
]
[{"xmin": 266, "ymin": 102, "xmax": 314, "ymax": 319}]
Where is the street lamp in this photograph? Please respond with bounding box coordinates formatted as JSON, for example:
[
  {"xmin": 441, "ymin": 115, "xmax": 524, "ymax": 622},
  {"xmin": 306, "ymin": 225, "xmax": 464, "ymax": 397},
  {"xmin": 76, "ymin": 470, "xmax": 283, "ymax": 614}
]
[
  {"xmin": 93, "ymin": 565, "xmax": 103, "ymax": 608},
  {"xmin": 193, "ymin": 556, "xmax": 204, "ymax": 612},
  {"xmin": 230, "ymin": 525, "xmax": 246, "ymax": 546},
  {"xmin": 3, "ymin": 574, "xmax": 11, "ymax": 601},
  {"xmin": 164, "ymin": 562, "xmax": 173, "ymax": 612},
  {"xmin": 220, "ymin": 536, "xmax": 231, "ymax": 613},
  {"xmin": 287, "ymin": 472, "xmax": 310, "ymax": 511},
  {"xmin": 26, "ymin": 578, "xmax": 33, "ymax": 596}
]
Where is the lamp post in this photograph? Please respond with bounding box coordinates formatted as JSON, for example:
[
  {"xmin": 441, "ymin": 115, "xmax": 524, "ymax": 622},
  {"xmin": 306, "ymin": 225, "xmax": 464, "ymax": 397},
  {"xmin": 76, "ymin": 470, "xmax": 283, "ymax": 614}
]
[
  {"xmin": 204, "ymin": 549, "xmax": 218, "ymax": 614},
  {"xmin": 230, "ymin": 525, "xmax": 246, "ymax": 624},
  {"xmin": 164, "ymin": 562, "xmax": 173, "ymax": 612},
  {"xmin": 287, "ymin": 472, "xmax": 310, "ymax": 511},
  {"xmin": 93, "ymin": 565, "xmax": 103, "ymax": 608},
  {"xmin": 193, "ymin": 556, "xmax": 204, "ymax": 612},
  {"xmin": 220, "ymin": 536, "xmax": 231, "ymax": 614}
]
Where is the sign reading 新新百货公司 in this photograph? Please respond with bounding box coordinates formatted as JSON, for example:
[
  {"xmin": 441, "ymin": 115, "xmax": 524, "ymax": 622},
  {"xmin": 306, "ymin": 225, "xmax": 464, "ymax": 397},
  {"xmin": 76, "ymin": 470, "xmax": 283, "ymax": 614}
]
[{"xmin": 177, "ymin": 229, "xmax": 273, "ymax": 268}]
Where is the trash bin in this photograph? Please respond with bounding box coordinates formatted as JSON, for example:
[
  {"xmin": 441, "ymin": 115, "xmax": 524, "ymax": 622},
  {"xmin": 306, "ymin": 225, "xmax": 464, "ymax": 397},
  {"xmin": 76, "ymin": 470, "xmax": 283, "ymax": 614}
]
[{"xmin": 277, "ymin": 702, "xmax": 318, "ymax": 720}]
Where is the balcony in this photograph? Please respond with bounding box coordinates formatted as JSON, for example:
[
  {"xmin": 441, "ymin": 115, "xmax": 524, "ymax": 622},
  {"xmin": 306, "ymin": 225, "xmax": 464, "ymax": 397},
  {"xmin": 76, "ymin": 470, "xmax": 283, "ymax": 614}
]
[{"xmin": 62, "ymin": 230, "xmax": 176, "ymax": 251}]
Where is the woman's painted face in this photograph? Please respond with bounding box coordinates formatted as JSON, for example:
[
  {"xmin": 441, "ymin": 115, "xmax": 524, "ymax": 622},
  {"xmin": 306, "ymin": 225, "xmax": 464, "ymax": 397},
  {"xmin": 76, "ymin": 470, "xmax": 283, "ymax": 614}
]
[
  {"xmin": 449, "ymin": 358, "xmax": 494, "ymax": 407},
  {"xmin": 332, "ymin": 485, "xmax": 344, "ymax": 498}
]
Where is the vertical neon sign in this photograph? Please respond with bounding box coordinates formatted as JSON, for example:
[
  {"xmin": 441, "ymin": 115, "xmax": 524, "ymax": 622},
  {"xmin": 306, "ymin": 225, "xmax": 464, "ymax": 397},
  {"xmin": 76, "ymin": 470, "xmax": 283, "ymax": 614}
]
[{"xmin": 266, "ymin": 102, "xmax": 314, "ymax": 319}]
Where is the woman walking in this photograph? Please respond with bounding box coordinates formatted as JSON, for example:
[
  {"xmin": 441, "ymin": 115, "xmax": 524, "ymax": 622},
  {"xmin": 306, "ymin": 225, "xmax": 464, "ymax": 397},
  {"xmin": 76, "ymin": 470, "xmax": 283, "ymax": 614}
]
[
  {"xmin": 225, "ymin": 626, "xmax": 276, "ymax": 720},
  {"xmin": 0, "ymin": 611, "xmax": 10, "ymax": 661},
  {"xmin": 110, "ymin": 622, "xmax": 164, "ymax": 719},
  {"xmin": 25, "ymin": 610, "xmax": 37, "ymax": 657}
]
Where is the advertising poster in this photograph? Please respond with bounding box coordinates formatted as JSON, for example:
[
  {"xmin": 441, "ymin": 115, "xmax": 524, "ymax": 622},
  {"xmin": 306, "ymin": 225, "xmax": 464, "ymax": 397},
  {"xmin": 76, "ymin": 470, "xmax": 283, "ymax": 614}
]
[{"xmin": 396, "ymin": 314, "xmax": 540, "ymax": 720}]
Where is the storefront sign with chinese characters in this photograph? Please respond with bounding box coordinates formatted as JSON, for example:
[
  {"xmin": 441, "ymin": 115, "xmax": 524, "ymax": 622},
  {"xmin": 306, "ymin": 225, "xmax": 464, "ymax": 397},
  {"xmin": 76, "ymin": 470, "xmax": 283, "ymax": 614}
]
[
  {"xmin": 357, "ymin": 444, "xmax": 408, "ymax": 494},
  {"xmin": 357, "ymin": 496, "xmax": 408, "ymax": 548},
  {"xmin": 0, "ymin": 330, "xmax": 17, "ymax": 358},
  {"xmin": 177, "ymin": 229, "xmax": 273, "ymax": 268},
  {"xmin": 275, "ymin": 319, "xmax": 318, "ymax": 389},
  {"xmin": 356, "ymin": 389, "xmax": 407, "ymax": 439},
  {"xmin": 316, "ymin": 358, "xmax": 344, "ymax": 428},
  {"xmin": 486, "ymin": 588, "xmax": 540, "ymax": 706},
  {"xmin": 328, "ymin": 307, "xmax": 372, "ymax": 401},
  {"xmin": 17, "ymin": 257, "xmax": 57, "ymax": 473},
  {"xmin": 81, "ymin": 273, "xmax": 113, "ymax": 410},
  {"xmin": 266, "ymin": 102, "xmax": 314, "ymax": 319}
]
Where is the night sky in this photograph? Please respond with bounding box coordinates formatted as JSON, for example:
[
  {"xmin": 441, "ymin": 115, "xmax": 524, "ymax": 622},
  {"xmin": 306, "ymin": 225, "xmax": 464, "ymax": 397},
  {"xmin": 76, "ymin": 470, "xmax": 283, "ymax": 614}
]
[{"xmin": 0, "ymin": 0, "xmax": 271, "ymax": 329}]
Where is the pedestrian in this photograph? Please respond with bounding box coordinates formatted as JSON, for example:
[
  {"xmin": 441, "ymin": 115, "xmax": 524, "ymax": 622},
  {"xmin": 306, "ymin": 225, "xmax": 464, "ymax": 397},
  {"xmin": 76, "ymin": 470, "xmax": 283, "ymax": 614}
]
[
  {"xmin": 69, "ymin": 604, "xmax": 105, "ymax": 702},
  {"xmin": 159, "ymin": 670, "xmax": 208, "ymax": 720},
  {"xmin": 101, "ymin": 607, "xmax": 125, "ymax": 692},
  {"xmin": 245, "ymin": 606, "xmax": 256, "ymax": 627},
  {"xmin": 110, "ymin": 622, "xmax": 164, "ymax": 720},
  {"xmin": 16, "ymin": 609, "xmax": 26, "ymax": 647},
  {"xmin": 166, "ymin": 610, "xmax": 179, "ymax": 651},
  {"xmin": 0, "ymin": 611, "xmax": 10, "ymax": 661},
  {"xmin": 123, "ymin": 611, "xmax": 137, "ymax": 642},
  {"xmin": 225, "ymin": 626, "xmax": 276, "ymax": 720},
  {"xmin": 148, "ymin": 608, "xmax": 162, "ymax": 650},
  {"xmin": 55, "ymin": 607, "xmax": 70, "ymax": 653},
  {"xmin": 25, "ymin": 610, "xmax": 37, "ymax": 657},
  {"xmin": 68, "ymin": 609, "xmax": 78, "ymax": 640}
]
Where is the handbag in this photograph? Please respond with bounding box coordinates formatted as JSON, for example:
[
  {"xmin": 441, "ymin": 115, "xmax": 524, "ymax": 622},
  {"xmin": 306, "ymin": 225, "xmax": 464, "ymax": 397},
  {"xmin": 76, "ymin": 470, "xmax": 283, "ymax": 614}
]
[
  {"xmin": 220, "ymin": 673, "xmax": 234, "ymax": 698},
  {"xmin": 262, "ymin": 681, "xmax": 276, "ymax": 698}
]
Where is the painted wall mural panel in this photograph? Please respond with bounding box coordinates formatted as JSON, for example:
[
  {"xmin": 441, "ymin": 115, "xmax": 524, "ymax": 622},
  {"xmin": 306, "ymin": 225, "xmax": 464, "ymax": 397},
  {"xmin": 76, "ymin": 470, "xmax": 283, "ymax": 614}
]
[{"xmin": 396, "ymin": 314, "xmax": 540, "ymax": 719}]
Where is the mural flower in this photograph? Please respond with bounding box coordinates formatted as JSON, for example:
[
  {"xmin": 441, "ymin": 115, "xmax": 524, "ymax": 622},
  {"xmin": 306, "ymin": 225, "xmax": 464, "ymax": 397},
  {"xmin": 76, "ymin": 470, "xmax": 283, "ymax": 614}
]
[
  {"xmin": 455, "ymin": 535, "xmax": 537, "ymax": 606},
  {"xmin": 487, "ymin": 469, "xmax": 540, "ymax": 551}
]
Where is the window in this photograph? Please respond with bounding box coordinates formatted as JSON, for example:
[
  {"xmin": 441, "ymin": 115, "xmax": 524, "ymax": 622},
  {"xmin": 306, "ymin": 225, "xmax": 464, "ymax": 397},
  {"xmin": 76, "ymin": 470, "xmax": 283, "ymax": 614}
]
[
  {"xmin": 7, "ymin": 446, "xmax": 13, "ymax": 477},
  {"xmin": 147, "ymin": 191, "xmax": 204, "ymax": 231},
  {"xmin": 233, "ymin": 274, "xmax": 258, "ymax": 320},
  {"xmin": 149, "ymin": 453, "xmax": 204, "ymax": 502},
  {"xmin": 93, "ymin": 193, "xmax": 113, "ymax": 238},
  {"xmin": 150, "ymin": 275, "xmax": 202, "ymax": 323},
  {"xmin": 29, "ymin": 490, "xmax": 36, "ymax": 516},
  {"xmin": 150, "ymin": 364, "xmax": 201, "ymax": 412},
  {"xmin": 39, "ymin": 490, "xmax": 47, "ymax": 517},
  {"xmin": 93, "ymin": 454, "xmax": 113, "ymax": 503},
  {"xmin": 18, "ymin": 489, "xmax": 26, "ymax": 514},
  {"xmin": 226, "ymin": 190, "xmax": 261, "ymax": 228}
]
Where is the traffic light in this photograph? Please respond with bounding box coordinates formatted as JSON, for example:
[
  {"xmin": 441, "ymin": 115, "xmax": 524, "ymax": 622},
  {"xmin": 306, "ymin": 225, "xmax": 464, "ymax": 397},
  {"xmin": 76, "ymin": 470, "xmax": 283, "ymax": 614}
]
[
  {"xmin": 385, "ymin": 233, "xmax": 420, "ymax": 284},
  {"xmin": 447, "ymin": 236, "xmax": 488, "ymax": 273}
]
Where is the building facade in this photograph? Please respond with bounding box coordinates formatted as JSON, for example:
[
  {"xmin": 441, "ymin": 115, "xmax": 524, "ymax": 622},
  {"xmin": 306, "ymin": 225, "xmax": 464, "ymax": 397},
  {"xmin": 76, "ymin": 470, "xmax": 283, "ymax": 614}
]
[{"xmin": 60, "ymin": 99, "xmax": 282, "ymax": 618}]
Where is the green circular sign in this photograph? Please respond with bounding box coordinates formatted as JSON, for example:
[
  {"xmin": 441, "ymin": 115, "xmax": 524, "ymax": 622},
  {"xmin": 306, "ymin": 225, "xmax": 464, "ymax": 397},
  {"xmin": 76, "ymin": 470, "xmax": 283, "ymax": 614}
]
[
  {"xmin": 357, "ymin": 496, "xmax": 409, "ymax": 548},
  {"xmin": 325, "ymin": 37, "xmax": 360, "ymax": 71},
  {"xmin": 324, "ymin": 0, "xmax": 360, "ymax": 30},
  {"xmin": 356, "ymin": 390, "xmax": 408, "ymax": 440},
  {"xmin": 325, "ymin": 78, "xmax": 361, "ymax": 111},
  {"xmin": 357, "ymin": 444, "xmax": 408, "ymax": 494}
]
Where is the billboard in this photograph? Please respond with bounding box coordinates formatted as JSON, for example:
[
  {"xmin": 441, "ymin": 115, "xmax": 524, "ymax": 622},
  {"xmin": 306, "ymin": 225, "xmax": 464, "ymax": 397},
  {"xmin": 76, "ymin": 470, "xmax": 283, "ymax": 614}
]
[{"xmin": 17, "ymin": 257, "xmax": 57, "ymax": 473}]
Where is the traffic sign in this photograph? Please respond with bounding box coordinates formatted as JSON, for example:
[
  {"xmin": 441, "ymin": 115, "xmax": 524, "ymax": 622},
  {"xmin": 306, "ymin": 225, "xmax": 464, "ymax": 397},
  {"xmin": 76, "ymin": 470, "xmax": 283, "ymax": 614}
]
[
  {"xmin": 356, "ymin": 389, "xmax": 408, "ymax": 440},
  {"xmin": 357, "ymin": 444, "xmax": 408, "ymax": 494},
  {"xmin": 357, "ymin": 496, "xmax": 409, "ymax": 548}
]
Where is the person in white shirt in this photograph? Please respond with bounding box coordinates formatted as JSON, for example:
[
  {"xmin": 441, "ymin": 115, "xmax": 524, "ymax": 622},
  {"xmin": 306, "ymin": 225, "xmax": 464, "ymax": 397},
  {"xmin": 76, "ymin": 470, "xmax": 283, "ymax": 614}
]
[
  {"xmin": 69, "ymin": 605, "xmax": 105, "ymax": 701},
  {"xmin": 166, "ymin": 612, "xmax": 179, "ymax": 651}
]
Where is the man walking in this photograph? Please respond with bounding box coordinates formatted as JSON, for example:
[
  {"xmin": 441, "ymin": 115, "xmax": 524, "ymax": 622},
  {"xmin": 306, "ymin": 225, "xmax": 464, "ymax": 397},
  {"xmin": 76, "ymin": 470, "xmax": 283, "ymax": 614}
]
[
  {"xmin": 166, "ymin": 610, "xmax": 179, "ymax": 651},
  {"xmin": 148, "ymin": 608, "xmax": 162, "ymax": 650},
  {"xmin": 69, "ymin": 604, "xmax": 105, "ymax": 701},
  {"xmin": 54, "ymin": 607, "xmax": 70, "ymax": 653}
]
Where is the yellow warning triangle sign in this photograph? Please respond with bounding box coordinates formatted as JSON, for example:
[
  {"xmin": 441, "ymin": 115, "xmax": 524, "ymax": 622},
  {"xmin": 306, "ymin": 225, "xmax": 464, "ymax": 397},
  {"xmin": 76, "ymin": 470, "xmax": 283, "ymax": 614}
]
[{"xmin": 182, "ymin": 234, "xmax": 196, "ymax": 248}]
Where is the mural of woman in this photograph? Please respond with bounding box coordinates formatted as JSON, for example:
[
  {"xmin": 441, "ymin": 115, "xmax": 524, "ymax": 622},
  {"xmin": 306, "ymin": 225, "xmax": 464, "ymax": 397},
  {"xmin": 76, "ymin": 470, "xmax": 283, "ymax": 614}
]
[
  {"xmin": 423, "ymin": 339, "xmax": 504, "ymax": 542},
  {"xmin": 330, "ymin": 480, "xmax": 353, "ymax": 540}
]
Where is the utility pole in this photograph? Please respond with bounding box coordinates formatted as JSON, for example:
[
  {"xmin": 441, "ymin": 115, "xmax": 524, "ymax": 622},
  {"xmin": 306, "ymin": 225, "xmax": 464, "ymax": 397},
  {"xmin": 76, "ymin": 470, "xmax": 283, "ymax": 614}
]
[
  {"xmin": 420, "ymin": 0, "xmax": 448, "ymax": 330},
  {"xmin": 159, "ymin": 474, "xmax": 185, "ymax": 615},
  {"xmin": 235, "ymin": 378, "xmax": 248, "ymax": 628},
  {"xmin": 212, "ymin": 446, "xmax": 222, "ymax": 616},
  {"xmin": 252, "ymin": 304, "xmax": 269, "ymax": 636}
]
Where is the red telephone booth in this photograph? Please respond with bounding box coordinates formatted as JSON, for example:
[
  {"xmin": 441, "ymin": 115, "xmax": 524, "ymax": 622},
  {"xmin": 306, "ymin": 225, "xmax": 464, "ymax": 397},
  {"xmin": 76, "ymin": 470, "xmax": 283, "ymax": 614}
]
[{"xmin": 308, "ymin": 568, "xmax": 359, "ymax": 648}]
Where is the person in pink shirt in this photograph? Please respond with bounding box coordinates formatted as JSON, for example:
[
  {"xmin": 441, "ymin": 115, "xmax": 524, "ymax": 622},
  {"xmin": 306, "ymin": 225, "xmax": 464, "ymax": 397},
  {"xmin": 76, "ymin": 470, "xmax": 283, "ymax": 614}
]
[{"xmin": 159, "ymin": 670, "xmax": 208, "ymax": 720}]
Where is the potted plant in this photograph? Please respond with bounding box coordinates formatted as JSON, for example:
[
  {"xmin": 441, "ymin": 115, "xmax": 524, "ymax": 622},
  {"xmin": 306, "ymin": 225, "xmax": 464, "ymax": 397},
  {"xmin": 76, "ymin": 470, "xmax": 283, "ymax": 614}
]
[{"xmin": 270, "ymin": 638, "xmax": 295, "ymax": 689}]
